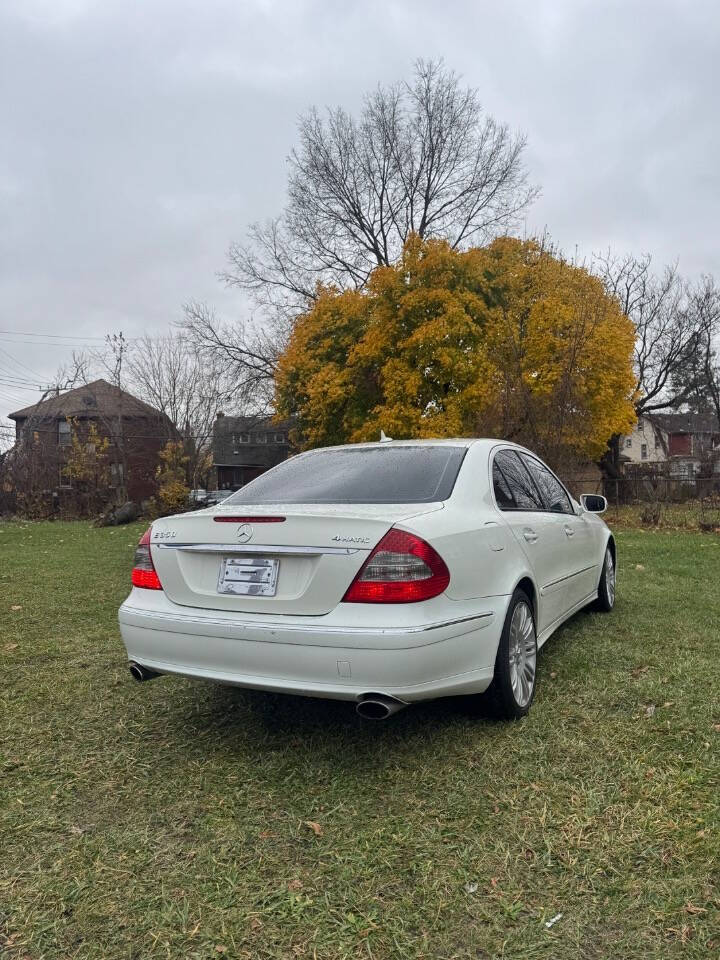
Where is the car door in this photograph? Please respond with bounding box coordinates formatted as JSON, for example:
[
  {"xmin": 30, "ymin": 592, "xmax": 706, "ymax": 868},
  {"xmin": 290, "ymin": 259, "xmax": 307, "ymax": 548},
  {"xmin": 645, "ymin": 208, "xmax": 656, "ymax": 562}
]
[
  {"xmin": 491, "ymin": 449, "xmax": 568, "ymax": 633},
  {"xmin": 519, "ymin": 453, "xmax": 595, "ymax": 609}
]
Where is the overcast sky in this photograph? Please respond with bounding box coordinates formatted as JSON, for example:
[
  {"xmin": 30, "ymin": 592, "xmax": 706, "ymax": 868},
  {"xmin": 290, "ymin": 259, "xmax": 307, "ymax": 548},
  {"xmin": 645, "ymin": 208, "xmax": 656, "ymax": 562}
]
[{"xmin": 1, "ymin": 0, "xmax": 719, "ymax": 424}]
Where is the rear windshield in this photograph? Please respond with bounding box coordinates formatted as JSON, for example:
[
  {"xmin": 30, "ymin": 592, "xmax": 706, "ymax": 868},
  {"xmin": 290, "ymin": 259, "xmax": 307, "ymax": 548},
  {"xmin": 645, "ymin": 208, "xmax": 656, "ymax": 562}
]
[{"xmin": 225, "ymin": 445, "xmax": 467, "ymax": 504}]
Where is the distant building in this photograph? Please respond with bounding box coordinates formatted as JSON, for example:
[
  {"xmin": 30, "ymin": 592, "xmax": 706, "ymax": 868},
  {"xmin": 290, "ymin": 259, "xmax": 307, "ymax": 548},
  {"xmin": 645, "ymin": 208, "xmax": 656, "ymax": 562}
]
[
  {"xmin": 619, "ymin": 412, "xmax": 720, "ymax": 477},
  {"xmin": 212, "ymin": 414, "xmax": 294, "ymax": 490},
  {"xmin": 8, "ymin": 379, "xmax": 175, "ymax": 501},
  {"xmin": 619, "ymin": 415, "xmax": 669, "ymax": 465}
]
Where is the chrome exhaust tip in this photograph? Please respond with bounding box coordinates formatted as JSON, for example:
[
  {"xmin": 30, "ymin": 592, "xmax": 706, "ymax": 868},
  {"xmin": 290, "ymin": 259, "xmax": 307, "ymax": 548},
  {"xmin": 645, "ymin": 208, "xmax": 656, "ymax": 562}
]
[
  {"xmin": 128, "ymin": 661, "xmax": 160, "ymax": 683},
  {"xmin": 356, "ymin": 693, "xmax": 407, "ymax": 720}
]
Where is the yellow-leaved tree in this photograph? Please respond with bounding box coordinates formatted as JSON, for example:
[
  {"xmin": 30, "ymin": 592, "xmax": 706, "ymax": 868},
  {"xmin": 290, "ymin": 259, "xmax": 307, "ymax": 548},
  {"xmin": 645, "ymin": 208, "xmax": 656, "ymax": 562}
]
[
  {"xmin": 154, "ymin": 440, "xmax": 190, "ymax": 515},
  {"xmin": 275, "ymin": 236, "xmax": 636, "ymax": 466}
]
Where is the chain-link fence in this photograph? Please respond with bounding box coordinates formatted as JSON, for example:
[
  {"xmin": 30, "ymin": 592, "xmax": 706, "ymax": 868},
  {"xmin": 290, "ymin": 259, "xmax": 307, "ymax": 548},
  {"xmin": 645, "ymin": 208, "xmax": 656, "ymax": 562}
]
[{"xmin": 560, "ymin": 473, "xmax": 720, "ymax": 530}]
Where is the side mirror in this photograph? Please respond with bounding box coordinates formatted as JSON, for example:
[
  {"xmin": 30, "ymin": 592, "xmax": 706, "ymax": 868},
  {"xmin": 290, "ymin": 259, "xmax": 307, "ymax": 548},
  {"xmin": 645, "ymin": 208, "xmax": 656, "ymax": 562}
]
[{"xmin": 581, "ymin": 494, "xmax": 607, "ymax": 514}]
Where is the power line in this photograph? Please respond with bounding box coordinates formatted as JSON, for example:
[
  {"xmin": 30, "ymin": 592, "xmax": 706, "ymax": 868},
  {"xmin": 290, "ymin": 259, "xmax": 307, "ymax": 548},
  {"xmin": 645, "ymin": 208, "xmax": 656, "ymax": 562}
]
[
  {"xmin": 0, "ymin": 345, "xmax": 45, "ymax": 380},
  {"xmin": 0, "ymin": 329, "xmax": 109, "ymax": 341}
]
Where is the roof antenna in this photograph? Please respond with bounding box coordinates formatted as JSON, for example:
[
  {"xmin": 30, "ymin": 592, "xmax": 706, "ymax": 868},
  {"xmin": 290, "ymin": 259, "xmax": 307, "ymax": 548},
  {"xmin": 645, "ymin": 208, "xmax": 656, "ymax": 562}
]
[{"xmin": 379, "ymin": 430, "xmax": 393, "ymax": 442}]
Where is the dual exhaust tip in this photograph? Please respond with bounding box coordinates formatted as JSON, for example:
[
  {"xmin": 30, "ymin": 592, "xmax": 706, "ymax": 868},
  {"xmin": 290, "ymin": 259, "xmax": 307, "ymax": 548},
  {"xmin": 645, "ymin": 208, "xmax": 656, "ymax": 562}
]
[
  {"xmin": 355, "ymin": 693, "xmax": 406, "ymax": 720},
  {"xmin": 128, "ymin": 661, "xmax": 160, "ymax": 683},
  {"xmin": 128, "ymin": 664, "xmax": 405, "ymax": 720}
]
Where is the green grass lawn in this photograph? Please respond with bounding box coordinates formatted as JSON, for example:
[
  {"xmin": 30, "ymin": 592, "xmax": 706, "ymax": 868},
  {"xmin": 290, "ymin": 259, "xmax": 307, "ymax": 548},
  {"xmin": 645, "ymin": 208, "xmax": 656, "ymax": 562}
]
[{"xmin": 1, "ymin": 521, "xmax": 719, "ymax": 959}]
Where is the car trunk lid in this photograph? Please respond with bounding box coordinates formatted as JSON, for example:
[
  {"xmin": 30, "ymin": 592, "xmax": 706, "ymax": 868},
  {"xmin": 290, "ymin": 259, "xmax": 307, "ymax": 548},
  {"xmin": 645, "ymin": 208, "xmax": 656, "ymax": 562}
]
[{"xmin": 149, "ymin": 503, "xmax": 444, "ymax": 615}]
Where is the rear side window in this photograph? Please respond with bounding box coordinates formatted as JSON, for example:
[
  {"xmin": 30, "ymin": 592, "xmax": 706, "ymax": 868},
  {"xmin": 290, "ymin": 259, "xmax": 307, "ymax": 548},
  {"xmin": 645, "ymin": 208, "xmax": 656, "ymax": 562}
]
[
  {"xmin": 492, "ymin": 450, "xmax": 544, "ymax": 511},
  {"xmin": 226, "ymin": 446, "xmax": 467, "ymax": 504},
  {"xmin": 520, "ymin": 455, "xmax": 573, "ymax": 515}
]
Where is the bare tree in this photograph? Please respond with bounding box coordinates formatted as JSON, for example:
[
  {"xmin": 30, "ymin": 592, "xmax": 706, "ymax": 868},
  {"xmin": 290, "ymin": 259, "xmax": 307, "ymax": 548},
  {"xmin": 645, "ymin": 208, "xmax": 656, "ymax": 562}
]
[
  {"xmin": 225, "ymin": 58, "xmax": 537, "ymax": 323},
  {"xmin": 180, "ymin": 302, "xmax": 277, "ymax": 416},
  {"xmin": 593, "ymin": 252, "xmax": 702, "ymax": 416},
  {"xmin": 675, "ymin": 276, "xmax": 720, "ymax": 427},
  {"xmin": 125, "ymin": 332, "xmax": 239, "ymax": 487}
]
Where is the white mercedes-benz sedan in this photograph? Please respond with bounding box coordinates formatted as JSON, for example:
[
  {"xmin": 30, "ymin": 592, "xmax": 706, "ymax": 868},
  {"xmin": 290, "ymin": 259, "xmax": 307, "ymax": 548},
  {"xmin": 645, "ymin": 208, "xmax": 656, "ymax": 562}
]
[{"xmin": 119, "ymin": 440, "xmax": 615, "ymax": 720}]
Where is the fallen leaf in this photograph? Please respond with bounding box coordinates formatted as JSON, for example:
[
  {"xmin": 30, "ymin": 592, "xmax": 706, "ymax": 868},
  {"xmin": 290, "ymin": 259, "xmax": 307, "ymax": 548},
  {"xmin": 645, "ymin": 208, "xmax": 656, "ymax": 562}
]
[
  {"xmin": 249, "ymin": 917, "xmax": 263, "ymax": 931},
  {"xmin": 3, "ymin": 643, "xmax": 18, "ymax": 651},
  {"xmin": 635, "ymin": 564, "xmax": 645, "ymax": 570},
  {"xmin": 10, "ymin": 604, "xmax": 22, "ymax": 611},
  {"xmin": 304, "ymin": 820, "xmax": 323, "ymax": 836},
  {"xmin": 684, "ymin": 904, "xmax": 707, "ymax": 915},
  {"xmin": 215, "ymin": 947, "xmax": 227, "ymax": 955}
]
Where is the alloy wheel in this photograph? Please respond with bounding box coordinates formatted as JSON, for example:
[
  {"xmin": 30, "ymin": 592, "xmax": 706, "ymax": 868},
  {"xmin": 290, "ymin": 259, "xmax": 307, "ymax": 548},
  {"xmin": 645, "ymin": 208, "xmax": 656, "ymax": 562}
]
[
  {"xmin": 605, "ymin": 548, "xmax": 616, "ymax": 607},
  {"xmin": 508, "ymin": 600, "xmax": 536, "ymax": 708}
]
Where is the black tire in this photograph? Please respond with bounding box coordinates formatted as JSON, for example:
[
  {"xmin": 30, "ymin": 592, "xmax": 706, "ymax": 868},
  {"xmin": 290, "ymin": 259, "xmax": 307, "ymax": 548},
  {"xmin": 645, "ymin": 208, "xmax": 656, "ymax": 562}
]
[
  {"xmin": 595, "ymin": 543, "xmax": 616, "ymax": 613},
  {"xmin": 484, "ymin": 588, "xmax": 537, "ymax": 719}
]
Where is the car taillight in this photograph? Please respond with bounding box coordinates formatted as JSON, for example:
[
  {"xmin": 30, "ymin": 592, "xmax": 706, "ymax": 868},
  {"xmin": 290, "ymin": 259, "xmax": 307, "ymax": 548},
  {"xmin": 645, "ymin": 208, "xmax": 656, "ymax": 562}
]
[
  {"xmin": 131, "ymin": 527, "xmax": 163, "ymax": 590},
  {"xmin": 342, "ymin": 529, "xmax": 450, "ymax": 604}
]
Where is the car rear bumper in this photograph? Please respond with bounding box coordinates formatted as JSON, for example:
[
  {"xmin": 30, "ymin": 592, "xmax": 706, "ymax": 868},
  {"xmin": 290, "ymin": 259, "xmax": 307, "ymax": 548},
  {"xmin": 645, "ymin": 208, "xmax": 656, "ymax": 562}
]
[{"xmin": 118, "ymin": 592, "xmax": 503, "ymax": 702}]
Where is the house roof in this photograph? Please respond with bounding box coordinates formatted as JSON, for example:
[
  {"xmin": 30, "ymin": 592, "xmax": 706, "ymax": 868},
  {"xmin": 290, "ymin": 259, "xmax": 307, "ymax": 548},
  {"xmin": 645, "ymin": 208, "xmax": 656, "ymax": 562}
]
[
  {"xmin": 650, "ymin": 412, "xmax": 720, "ymax": 435},
  {"xmin": 8, "ymin": 379, "xmax": 167, "ymax": 422}
]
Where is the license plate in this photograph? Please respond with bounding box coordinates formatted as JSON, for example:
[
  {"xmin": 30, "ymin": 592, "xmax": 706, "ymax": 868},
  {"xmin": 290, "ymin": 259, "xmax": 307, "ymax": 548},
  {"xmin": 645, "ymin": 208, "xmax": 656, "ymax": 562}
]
[{"xmin": 217, "ymin": 557, "xmax": 279, "ymax": 596}]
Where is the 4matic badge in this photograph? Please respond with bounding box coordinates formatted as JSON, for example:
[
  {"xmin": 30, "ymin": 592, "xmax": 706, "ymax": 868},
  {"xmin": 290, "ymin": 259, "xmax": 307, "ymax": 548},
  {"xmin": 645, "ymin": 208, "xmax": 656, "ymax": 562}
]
[{"xmin": 331, "ymin": 534, "xmax": 370, "ymax": 544}]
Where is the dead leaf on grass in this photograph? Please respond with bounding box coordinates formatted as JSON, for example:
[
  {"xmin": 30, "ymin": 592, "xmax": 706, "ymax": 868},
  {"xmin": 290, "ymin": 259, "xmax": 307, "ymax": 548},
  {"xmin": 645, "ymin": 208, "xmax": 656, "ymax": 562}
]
[
  {"xmin": 3, "ymin": 643, "xmax": 18, "ymax": 651},
  {"xmin": 304, "ymin": 820, "xmax": 323, "ymax": 836},
  {"xmin": 684, "ymin": 904, "xmax": 707, "ymax": 915},
  {"xmin": 10, "ymin": 604, "xmax": 22, "ymax": 611},
  {"xmin": 635, "ymin": 564, "xmax": 645, "ymax": 570}
]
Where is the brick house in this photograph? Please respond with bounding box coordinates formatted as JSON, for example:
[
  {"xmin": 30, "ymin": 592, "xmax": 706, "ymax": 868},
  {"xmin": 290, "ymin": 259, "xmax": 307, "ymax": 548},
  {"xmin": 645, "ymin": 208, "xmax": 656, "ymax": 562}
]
[
  {"xmin": 8, "ymin": 379, "xmax": 176, "ymax": 502},
  {"xmin": 212, "ymin": 414, "xmax": 294, "ymax": 490}
]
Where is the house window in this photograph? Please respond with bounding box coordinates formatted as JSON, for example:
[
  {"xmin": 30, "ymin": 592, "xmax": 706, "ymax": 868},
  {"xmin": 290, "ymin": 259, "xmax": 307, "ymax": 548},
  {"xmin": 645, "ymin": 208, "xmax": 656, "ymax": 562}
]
[
  {"xmin": 255, "ymin": 433, "xmax": 267, "ymax": 443},
  {"xmin": 239, "ymin": 432, "xmax": 251, "ymax": 443},
  {"xmin": 625, "ymin": 438, "xmax": 632, "ymax": 448},
  {"xmin": 273, "ymin": 432, "xmax": 286, "ymax": 443},
  {"xmin": 58, "ymin": 420, "xmax": 71, "ymax": 446},
  {"xmin": 654, "ymin": 436, "xmax": 660, "ymax": 448},
  {"xmin": 641, "ymin": 444, "xmax": 648, "ymax": 460}
]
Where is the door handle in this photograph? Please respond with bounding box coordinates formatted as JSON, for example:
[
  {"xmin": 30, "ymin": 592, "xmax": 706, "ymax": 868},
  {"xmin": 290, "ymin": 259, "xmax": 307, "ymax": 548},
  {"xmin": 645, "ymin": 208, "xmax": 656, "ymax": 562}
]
[
  {"xmin": 564, "ymin": 525, "xmax": 575, "ymax": 537},
  {"xmin": 522, "ymin": 527, "xmax": 538, "ymax": 543}
]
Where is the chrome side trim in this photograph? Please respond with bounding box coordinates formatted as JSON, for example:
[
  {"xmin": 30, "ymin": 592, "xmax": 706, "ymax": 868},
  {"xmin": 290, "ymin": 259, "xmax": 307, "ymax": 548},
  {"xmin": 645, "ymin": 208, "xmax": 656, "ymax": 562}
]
[
  {"xmin": 540, "ymin": 563, "xmax": 597, "ymax": 594},
  {"xmin": 154, "ymin": 542, "xmax": 361, "ymax": 556},
  {"xmin": 119, "ymin": 607, "xmax": 494, "ymax": 637}
]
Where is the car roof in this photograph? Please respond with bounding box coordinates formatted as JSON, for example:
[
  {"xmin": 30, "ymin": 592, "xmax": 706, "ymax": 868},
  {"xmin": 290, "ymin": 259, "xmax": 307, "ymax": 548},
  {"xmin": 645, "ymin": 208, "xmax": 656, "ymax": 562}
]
[{"xmin": 305, "ymin": 438, "xmax": 516, "ymax": 454}]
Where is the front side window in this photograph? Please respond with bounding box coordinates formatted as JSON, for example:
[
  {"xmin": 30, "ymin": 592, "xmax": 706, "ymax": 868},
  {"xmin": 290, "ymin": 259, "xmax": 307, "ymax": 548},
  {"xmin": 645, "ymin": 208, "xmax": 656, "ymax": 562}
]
[
  {"xmin": 641, "ymin": 444, "xmax": 648, "ymax": 459},
  {"xmin": 226, "ymin": 445, "xmax": 467, "ymax": 504},
  {"xmin": 626, "ymin": 438, "xmax": 632, "ymax": 448},
  {"xmin": 58, "ymin": 420, "xmax": 71, "ymax": 446},
  {"xmin": 492, "ymin": 450, "xmax": 544, "ymax": 511},
  {"xmin": 520, "ymin": 455, "xmax": 573, "ymax": 514}
]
